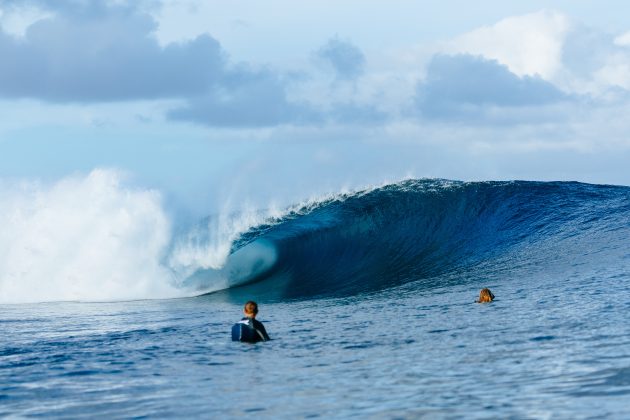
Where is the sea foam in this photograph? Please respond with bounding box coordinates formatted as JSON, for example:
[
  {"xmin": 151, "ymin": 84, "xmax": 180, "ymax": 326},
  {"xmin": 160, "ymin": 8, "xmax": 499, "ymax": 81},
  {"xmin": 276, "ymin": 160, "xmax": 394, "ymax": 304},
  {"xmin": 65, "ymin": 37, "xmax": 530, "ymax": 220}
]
[{"xmin": 0, "ymin": 169, "xmax": 180, "ymax": 303}]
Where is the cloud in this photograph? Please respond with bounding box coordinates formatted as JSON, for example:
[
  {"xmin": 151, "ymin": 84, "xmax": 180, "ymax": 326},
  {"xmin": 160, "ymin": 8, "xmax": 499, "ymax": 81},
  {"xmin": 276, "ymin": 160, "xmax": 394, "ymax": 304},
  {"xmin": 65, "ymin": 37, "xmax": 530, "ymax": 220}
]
[
  {"xmin": 316, "ymin": 36, "xmax": 366, "ymax": 80},
  {"xmin": 0, "ymin": 1, "xmax": 325, "ymax": 127},
  {"xmin": 415, "ymin": 54, "xmax": 568, "ymax": 121},
  {"xmin": 169, "ymin": 84, "xmax": 389, "ymax": 127},
  {"xmin": 444, "ymin": 10, "xmax": 571, "ymax": 80},
  {"xmin": 166, "ymin": 56, "xmax": 390, "ymax": 127},
  {"xmin": 441, "ymin": 10, "xmax": 630, "ymax": 98},
  {"xmin": 561, "ymin": 24, "xmax": 615, "ymax": 80},
  {"xmin": 168, "ymin": 66, "xmax": 322, "ymax": 127},
  {"xmin": 554, "ymin": 22, "xmax": 630, "ymax": 96},
  {"xmin": 0, "ymin": 2, "xmax": 223, "ymax": 101},
  {"xmin": 3, "ymin": 4, "xmax": 628, "ymax": 130}
]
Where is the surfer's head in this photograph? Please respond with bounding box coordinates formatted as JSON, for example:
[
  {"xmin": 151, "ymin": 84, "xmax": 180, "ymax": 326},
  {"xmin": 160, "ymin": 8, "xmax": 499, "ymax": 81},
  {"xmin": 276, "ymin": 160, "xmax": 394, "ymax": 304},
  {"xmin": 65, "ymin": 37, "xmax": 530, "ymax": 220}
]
[
  {"xmin": 477, "ymin": 288, "xmax": 495, "ymax": 303},
  {"xmin": 244, "ymin": 301, "xmax": 259, "ymax": 318}
]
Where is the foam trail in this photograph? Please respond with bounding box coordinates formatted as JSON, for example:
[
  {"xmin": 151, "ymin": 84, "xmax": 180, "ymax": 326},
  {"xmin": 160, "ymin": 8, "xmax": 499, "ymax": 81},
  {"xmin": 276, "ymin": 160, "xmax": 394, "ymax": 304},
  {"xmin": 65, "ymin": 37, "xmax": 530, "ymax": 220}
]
[{"xmin": 0, "ymin": 169, "xmax": 180, "ymax": 304}]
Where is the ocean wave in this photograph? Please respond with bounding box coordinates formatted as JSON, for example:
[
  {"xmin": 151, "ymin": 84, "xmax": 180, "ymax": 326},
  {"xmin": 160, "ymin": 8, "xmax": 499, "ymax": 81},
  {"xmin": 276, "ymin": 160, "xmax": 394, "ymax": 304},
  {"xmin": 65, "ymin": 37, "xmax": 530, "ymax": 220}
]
[
  {"xmin": 186, "ymin": 179, "xmax": 630, "ymax": 300},
  {"xmin": 2, "ymin": 173, "xmax": 628, "ymax": 303}
]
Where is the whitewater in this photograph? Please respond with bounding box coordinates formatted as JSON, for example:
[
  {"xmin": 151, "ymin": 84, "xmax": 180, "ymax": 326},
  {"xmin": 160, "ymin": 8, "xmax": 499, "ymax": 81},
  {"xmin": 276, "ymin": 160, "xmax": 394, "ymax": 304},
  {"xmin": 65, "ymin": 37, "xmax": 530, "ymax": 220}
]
[{"xmin": 2, "ymin": 170, "xmax": 630, "ymax": 418}]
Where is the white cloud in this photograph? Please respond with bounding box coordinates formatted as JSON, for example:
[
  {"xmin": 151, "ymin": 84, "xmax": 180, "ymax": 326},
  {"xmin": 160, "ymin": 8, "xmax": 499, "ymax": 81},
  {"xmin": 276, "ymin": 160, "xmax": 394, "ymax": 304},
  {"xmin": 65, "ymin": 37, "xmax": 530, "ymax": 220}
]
[
  {"xmin": 614, "ymin": 31, "xmax": 630, "ymax": 47},
  {"xmin": 0, "ymin": 3, "xmax": 51, "ymax": 38},
  {"xmin": 444, "ymin": 10, "xmax": 571, "ymax": 79},
  {"xmin": 594, "ymin": 56, "xmax": 630, "ymax": 91},
  {"xmin": 437, "ymin": 9, "xmax": 630, "ymax": 99}
]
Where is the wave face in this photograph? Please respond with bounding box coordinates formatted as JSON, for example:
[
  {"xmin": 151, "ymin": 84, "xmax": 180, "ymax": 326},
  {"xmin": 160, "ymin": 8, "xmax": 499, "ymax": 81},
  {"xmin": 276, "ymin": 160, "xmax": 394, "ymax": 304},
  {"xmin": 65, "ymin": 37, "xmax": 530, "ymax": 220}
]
[{"xmin": 196, "ymin": 179, "xmax": 630, "ymax": 300}]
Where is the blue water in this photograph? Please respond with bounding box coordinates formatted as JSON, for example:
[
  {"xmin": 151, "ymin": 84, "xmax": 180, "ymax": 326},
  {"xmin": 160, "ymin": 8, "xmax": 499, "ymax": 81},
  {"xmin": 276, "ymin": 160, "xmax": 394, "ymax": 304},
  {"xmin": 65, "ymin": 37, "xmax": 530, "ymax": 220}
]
[{"xmin": 2, "ymin": 180, "xmax": 630, "ymax": 418}]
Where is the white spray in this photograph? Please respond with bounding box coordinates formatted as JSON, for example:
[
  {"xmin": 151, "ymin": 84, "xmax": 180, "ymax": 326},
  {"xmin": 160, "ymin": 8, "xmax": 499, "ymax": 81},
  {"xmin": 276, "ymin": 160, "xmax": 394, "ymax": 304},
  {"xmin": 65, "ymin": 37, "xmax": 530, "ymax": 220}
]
[{"xmin": 0, "ymin": 169, "xmax": 181, "ymax": 303}]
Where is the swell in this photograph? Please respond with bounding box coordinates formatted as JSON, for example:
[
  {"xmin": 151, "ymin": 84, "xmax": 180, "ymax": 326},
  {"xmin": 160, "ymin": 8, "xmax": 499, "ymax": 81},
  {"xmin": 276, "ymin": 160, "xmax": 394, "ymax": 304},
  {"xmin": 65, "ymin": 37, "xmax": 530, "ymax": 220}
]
[{"xmin": 200, "ymin": 179, "xmax": 630, "ymax": 300}]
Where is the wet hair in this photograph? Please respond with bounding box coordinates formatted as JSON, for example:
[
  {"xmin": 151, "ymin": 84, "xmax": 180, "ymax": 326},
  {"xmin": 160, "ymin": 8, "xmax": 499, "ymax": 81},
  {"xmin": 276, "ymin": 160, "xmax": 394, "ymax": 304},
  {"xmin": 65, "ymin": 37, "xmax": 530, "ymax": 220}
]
[
  {"xmin": 244, "ymin": 301, "xmax": 259, "ymax": 315},
  {"xmin": 477, "ymin": 288, "xmax": 495, "ymax": 303}
]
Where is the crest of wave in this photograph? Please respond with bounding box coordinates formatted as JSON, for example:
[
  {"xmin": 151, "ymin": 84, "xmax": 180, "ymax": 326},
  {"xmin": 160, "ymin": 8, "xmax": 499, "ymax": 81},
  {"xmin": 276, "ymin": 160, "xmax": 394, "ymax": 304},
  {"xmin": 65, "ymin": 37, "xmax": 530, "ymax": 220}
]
[
  {"xmin": 166, "ymin": 175, "xmax": 425, "ymax": 280},
  {"xmin": 164, "ymin": 178, "xmax": 414, "ymax": 292},
  {"xmin": 167, "ymin": 200, "xmax": 286, "ymax": 284},
  {"xmin": 0, "ymin": 169, "xmax": 181, "ymax": 304}
]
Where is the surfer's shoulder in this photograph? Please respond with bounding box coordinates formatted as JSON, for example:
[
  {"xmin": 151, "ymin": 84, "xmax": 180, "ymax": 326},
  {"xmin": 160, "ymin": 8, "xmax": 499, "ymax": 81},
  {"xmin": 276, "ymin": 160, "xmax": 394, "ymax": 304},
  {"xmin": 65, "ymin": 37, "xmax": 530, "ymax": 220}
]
[{"xmin": 232, "ymin": 301, "xmax": 271, "ymax": 342}]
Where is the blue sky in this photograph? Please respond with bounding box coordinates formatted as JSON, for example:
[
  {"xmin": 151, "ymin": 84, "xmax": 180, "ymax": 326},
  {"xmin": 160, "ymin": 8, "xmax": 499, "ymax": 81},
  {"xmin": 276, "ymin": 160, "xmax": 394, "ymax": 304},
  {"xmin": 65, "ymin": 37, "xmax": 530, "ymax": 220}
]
[{"xmin": 2, "ymin": 0, "xmax": 630, "ymax": 213}]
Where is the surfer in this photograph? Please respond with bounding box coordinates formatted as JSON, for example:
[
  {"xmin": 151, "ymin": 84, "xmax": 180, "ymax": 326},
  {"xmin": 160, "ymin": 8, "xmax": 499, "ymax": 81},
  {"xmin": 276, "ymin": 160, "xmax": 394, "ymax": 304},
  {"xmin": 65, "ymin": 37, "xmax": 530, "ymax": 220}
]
[
  {"xmin": 476, "ymin": 288, "xmax": 495, "ymax": 303},
  {"xmin": 231, "ymin": 301, "xmax": 271, "ymax": 343}
]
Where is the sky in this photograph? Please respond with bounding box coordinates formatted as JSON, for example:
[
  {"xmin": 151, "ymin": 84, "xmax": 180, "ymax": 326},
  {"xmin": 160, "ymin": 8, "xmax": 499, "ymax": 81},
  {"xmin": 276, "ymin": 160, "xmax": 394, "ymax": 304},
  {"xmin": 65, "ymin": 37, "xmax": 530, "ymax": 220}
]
[{"xmin": 2, "ymin": 0, "xmax": 630, "ymax": 214}]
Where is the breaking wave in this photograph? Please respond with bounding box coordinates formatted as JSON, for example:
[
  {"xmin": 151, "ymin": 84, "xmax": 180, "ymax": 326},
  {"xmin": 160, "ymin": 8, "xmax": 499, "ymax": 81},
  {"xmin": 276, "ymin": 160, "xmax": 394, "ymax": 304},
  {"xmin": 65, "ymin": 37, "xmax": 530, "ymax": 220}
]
[{"xmin": 1, "ymin": 170, "xmax": 629, "ymax": 303}]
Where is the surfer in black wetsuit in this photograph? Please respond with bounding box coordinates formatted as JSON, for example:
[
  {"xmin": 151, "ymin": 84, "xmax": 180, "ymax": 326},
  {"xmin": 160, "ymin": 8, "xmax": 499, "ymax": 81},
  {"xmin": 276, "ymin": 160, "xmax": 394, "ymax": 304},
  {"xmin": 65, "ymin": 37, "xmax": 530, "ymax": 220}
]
[{"xmin": 232, "ymin": 301, "xmax": 270, "ymax": 342}]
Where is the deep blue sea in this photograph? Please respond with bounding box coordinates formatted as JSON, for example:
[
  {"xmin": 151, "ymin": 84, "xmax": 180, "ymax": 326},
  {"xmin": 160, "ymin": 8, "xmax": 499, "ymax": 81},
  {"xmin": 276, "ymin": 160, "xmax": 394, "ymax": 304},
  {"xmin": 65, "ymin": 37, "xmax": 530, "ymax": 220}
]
[{"xmin": 2, "ymin": 179, "xmax": 630, "ymax": 418}]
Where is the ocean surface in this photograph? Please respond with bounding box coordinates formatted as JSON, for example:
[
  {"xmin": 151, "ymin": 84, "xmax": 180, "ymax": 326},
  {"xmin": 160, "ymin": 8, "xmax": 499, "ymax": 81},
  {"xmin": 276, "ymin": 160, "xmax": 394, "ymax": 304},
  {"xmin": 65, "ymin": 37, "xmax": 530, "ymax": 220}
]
[{"xmin": 2, "ymin": 179, "xmax": 630, "ymax": 418}]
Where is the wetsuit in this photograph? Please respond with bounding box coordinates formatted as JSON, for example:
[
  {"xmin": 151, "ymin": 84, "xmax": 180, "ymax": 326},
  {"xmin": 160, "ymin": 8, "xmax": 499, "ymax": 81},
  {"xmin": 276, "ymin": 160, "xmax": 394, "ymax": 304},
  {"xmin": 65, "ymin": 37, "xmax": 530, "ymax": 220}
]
[{"xmin": 231, "ymin": 317, "xmax": 270, "ymax": 343}]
